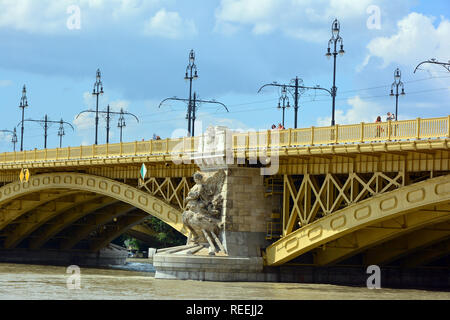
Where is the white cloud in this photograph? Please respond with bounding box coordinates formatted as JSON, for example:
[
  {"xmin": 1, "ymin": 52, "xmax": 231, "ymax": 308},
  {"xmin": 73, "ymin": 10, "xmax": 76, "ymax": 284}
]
[
  {"xmin": 0, "ymin": 0, "xmax": 162, "ymax": 34},
  {"xmin": 74, "ymin": 110, "xmax": 95, "ymax": 131},
  {"xmin": 363, "ymin": 12, "xmax": 450, "ymax": 68},
  {"xmin": 143, "ymin": 8, "xmax": 197, "ymax": 39},
  {"xmin": 214, "ymin": 0, "xmax": 377, "ymax": 41},
  {"xmin": 0, "ymin": 80, "xmax": 12, "ymax": 87},
  {"xmin": 109, "ymin": 99, "xmax": 130, "ymax": 112},
  {"xmin": 195, "ymin": 111, "xmax": 250, "ymax": 133},
  {"xmin": 317, "ymin": 96, "xmax": 386, "ymax": 126}
]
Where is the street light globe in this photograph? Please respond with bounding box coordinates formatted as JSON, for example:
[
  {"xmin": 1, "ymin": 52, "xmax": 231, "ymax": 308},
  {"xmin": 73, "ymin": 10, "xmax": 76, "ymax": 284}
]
[
  {"xmin": 394, "ymin": 68, "xmax": 401, "ymax": 82},
  {"xmin": 189, "ymin": 50, "xmax": 195, "ymax": 64},
  {"xmin": 332, "ymin": 20, "xmax": 340, "ymax": 38}
]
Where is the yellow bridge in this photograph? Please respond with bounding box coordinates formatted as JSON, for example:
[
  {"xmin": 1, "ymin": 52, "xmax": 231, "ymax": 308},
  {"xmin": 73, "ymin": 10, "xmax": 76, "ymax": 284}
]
[{"xmin": 0, "ymin": 116, "xmax": 449, "ymax": 270}]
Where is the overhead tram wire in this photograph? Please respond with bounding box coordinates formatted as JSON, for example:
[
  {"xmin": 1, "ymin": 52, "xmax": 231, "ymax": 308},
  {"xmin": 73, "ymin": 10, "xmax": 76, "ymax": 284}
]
[
  {"xmin": 17, "ymin": 116, "xmax": 74, "ymax": 149},
  {"xmin": 137, "ymin": 74, "xmax": 449, "ymax": 121},
  {"xmin": 158, "ymin": 94, "xmax": 229, "ymax": 137},
  {"xmin": 294, "ymin": 74, "xmax": 450, "ymax": 98},
  {"xmin": 104, "ymin": 85, "xmax": 449, "ymax": 129},
  {"xmin": 76, "ymin": 106, "xmax": 139, "ymax": 144}
]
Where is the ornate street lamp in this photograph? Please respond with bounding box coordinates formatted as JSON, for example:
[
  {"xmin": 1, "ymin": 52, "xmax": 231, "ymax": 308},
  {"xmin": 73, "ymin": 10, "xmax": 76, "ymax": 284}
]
[
  {"xmin": 92, "ymin": 69, "xmax": 104, "ymax": 145},
  {"xmin": 184, "ymin": 50, "xmax": 199, "ymax": 136},
  {"xmin": 326, "ymin": 19, "xmax": 345, "ymax": 126},
  {"xmin": 19, "ymin": 85, "xmax": 29, "ymax": 151},
  {"xmin": 117, "ymin": 109, "xmax": 126, "ymax": 143},
  {"xmin": 390, "ymin": 68, "xmax": 405, "ymax": 121},
  {"xmin": 277, "ymin": 86, "xmax": 291, "ymax": 128},
  {"xmin": 258, "ymin": 79, "xmax": 330, "ymax": 129},
  {"xmin": 0, "ymin": 128, "xmax": 18, "ymax": 151}
]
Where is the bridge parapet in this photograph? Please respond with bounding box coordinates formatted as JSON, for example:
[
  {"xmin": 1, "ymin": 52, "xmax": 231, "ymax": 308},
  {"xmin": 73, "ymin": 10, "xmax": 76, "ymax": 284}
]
[{"xmin": 0, "ymin": 116, "xmax": 447, "ymax": 169}]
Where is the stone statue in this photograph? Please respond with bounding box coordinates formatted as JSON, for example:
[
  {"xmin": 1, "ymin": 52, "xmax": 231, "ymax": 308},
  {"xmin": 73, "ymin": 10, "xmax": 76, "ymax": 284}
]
[{"xmin": 182, "ymin": 170, "xmax": 226, "ymax": 255}]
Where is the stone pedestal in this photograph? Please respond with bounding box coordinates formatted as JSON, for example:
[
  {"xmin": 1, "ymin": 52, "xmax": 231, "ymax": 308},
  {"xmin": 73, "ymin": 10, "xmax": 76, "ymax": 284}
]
[
  {"xmin": 154, "ymin": 165, "xmax": 274, "ymax": 281},
  {"xmin": 154, "ymin": 249, "xmax": 266, "ymax": 282}
]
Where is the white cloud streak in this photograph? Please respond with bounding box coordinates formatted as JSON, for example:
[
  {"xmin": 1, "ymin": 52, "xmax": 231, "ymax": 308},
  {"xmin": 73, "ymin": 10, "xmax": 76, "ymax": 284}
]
[
  {"xmin": 214, "ymin": 0, "xmax": 379, "ymax": 42},
  {"xmin": 362, "ymin": 12, "xmax": 450, "ymax": 68},
  {"xmin": 143, "ymin": 8, "xmax": 197, "ymax": 39}
]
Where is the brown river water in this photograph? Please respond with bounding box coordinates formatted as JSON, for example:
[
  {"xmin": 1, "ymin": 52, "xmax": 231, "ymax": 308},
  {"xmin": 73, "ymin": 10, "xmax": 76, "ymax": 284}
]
[{"xmin": 0, "ymin": 261, "xmax": 449, "ymax": 300}]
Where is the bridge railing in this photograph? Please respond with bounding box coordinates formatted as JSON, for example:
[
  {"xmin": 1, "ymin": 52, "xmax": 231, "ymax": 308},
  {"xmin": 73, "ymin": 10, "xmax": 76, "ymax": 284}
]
[{"xmin": 0, "ymin": 116, "xmax": 448, "ymax": 164}]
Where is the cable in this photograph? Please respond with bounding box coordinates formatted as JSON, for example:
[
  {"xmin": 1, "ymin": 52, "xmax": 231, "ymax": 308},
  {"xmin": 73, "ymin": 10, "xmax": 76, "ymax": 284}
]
[
  {"xmin": 105, "ymin": 86, "xmax": 449, "ymax": 128},
  {"xmin": 294, "ymin": 75, "xmax": 450, "ymax": 97}
]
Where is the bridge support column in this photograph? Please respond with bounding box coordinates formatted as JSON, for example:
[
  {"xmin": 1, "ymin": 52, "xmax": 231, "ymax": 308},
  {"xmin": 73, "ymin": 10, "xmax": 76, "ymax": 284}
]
[
  {"xmin": 221, "ymin": 166, "xmax": 272, "ymax": 257},
  {"xmin": 154, "ymin": 165, "xmax": 276, "ymax": 282}
]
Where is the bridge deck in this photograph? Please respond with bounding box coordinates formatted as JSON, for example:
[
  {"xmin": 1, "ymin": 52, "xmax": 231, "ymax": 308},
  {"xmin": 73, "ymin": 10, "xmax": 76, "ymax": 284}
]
[{"xmin": 0, "ymin": 116, "xmax": 447, "ymax": 170}]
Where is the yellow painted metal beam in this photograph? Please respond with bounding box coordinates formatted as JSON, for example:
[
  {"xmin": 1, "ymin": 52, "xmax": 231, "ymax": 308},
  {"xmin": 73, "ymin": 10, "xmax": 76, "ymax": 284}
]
[
  {"xmin": 3, "ymin": 194, "xmax": 103, "ymax": 249},
  {"xmin": 364, "ymin": 221, "xmax": 450, "ymax": 266},
  {"xmin": 313, "ymin": 209, "xmax": 450, "ymax": 266},
  {"xmin": 89, "ymin": 212, "xmax": 149, "ymax": 252},
  {"xmin": 265, "ymin": 174, "xmax": 450, "ymax": 266},
  {"xmin": 0, "ymin": 191, "xmax": 78, "ymax": 231},
  {"xmin": 402, "ymin": 238, "xmax": 450, "ymax": 267},
  {"xmin": 29, "ymin": 197, "xmax": 117, "ymax": 250},
  {"xmin": 60, "ymin": 202, "xmax": 137, "ymax": 250},
  {"xmin": 0, "ymin": 173, "xmax": 186, "ymax": 236},
  {"xmin": 128, "ymin": 223, "xmax": 159, "ymax": 239}
]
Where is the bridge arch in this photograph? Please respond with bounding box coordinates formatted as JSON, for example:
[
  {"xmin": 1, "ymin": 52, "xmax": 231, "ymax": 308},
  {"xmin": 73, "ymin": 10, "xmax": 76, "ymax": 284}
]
[
  {"xmin": 0, "ymin": 173, "xmax": 187, "ymax": 251},
  {"xmin": 265, "ymin": 174, "xmax": 450, "ymax": 266}
]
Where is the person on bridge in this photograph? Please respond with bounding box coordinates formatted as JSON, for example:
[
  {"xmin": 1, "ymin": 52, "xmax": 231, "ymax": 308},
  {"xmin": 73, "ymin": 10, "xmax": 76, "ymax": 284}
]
[
  {"xmin": 375, "ymin": 116, "xmax": 383, "ymax": 138},
  {"xmin": 386, "ymin": 112, "xmax": 395, "ymax": 122}
]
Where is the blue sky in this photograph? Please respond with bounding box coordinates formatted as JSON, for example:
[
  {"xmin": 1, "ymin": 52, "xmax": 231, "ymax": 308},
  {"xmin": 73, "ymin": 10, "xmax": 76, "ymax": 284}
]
[{"xmin": 0, "ymin": 0, "xmax": 448, "ymax": 151}]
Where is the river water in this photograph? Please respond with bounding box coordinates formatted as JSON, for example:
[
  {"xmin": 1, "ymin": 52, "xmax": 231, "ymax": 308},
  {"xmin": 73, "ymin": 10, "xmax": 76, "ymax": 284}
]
[{"xmin": 0, "ymin": 262, "xmax": 449, "ymax": 300}]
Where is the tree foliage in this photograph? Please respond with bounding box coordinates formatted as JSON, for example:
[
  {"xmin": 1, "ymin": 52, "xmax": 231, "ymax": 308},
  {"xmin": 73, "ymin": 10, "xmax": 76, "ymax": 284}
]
[{"xmin": 112, "ymin": 217, "xmax": 186, "ymax": 250}]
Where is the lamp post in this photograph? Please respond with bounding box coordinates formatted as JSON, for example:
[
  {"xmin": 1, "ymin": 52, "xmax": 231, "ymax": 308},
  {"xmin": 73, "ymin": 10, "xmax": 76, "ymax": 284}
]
[
  {"xmin": 390, "ymin": 68, "xmax": 405, "ymax": 121},
  {"xmin": 92, "ymin": 69, "xmax": 104, "ymax": 145},
  {"xmin": 18, "ymin": 116, "xmax": 74, "ymax": 149},
  {"xmin": 184, "ymin": 50, "xmax": 199, "ymax": 136},
  {"xmin": 58, "ymin": 119, "xmax": 65, "ymax": 148},
  {"xmin": 19, "ymin": 85, "xmax": 29, "ymax": 151},
  {"xmin": 326, "ymin": 19, "xmax": 345, "ymax": 126},
  {"xmin": 258, "ymin": 80, "xmax": 331, "ymax": 129},
  {"xmin": 414, "ymin": 58, "xmax": 450, "ymax": 73},
  {"xmin": 292, "ymin": 77, "xmax": 301, "ymax": 129},
  {"xmin": 117, "ymin": 109, "xmax": 126, "ymax": 143},
  {"xmin": 105, "ymin": 104, "xmax": 111, "ymax": 144},
  {"xmin": 159, "ymin": 95, "xmax": 228, "ymax": 137},
  {"xmin": 277, "ymin": 86, "xmax": 291, "ymax": 128},
  {"xmin": 77, "ymin": 108, "xmax": 139, "ymax": 144},
  {"xmin": 0, "ymin": 129, "xmax": 18, "ymax": 151}
]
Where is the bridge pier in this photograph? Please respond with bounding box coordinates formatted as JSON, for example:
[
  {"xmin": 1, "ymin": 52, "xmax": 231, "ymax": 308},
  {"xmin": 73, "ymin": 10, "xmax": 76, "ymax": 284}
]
[
  {"xmin": 154, "ymin": 165, "xmax": 277, "ymax": 281},
  {"xmin": 0, "ymin": 244, "xmax": 128, "ymax": 267}
]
